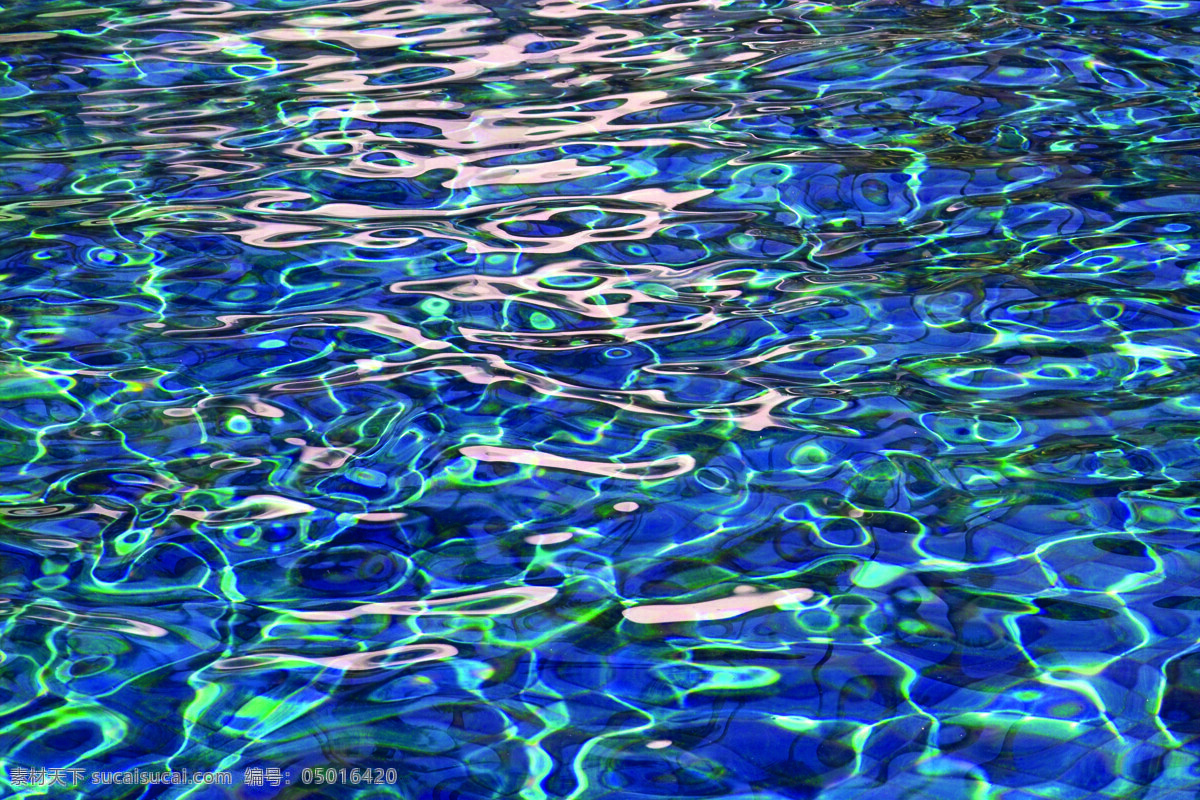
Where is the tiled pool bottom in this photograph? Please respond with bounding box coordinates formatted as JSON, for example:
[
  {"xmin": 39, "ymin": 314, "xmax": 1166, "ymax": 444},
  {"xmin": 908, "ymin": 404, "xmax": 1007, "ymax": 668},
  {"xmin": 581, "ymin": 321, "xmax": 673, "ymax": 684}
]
[{"xmin": 3, "ymin": 0, "xmax": 1200, "ymax": 797}]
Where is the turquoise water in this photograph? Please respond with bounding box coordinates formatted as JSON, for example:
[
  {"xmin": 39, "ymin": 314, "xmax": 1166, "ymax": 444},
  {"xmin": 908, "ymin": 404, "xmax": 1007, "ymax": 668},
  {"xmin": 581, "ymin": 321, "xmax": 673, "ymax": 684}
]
[{"xmin": 2, "ymin": 0, "xmax": 1200, "ymax": 797}]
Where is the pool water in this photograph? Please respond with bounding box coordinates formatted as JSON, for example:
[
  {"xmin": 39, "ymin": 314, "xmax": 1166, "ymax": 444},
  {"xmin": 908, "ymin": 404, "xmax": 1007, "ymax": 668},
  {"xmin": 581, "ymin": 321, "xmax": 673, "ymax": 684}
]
[{"xmin": 3, "ymin": 0, "xmax": 1200, "ymax": 798}]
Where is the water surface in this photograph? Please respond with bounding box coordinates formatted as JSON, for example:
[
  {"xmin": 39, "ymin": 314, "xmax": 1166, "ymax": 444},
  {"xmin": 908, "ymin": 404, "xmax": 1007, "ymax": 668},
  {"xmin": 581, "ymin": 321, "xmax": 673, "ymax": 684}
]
[{"xmin": 3, "ymin": 0, "xmax": 1200, "ymax": 797}]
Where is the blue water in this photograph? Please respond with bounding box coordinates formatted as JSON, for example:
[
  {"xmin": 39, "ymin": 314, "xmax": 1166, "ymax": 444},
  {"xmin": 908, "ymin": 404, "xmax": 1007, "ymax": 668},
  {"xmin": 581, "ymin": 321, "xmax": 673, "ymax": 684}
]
[{"xmin": 2, "ymin": 0, "xmax": 1200, "ymax": 797}]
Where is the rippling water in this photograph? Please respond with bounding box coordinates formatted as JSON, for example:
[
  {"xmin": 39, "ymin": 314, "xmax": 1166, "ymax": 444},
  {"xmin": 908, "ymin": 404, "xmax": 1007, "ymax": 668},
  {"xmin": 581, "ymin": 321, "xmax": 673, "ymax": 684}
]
[{"xmin": 4, "ymin": 0, "xmax": 1200, "ymax": 797}]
